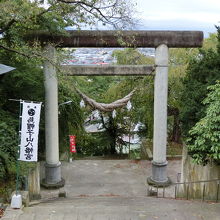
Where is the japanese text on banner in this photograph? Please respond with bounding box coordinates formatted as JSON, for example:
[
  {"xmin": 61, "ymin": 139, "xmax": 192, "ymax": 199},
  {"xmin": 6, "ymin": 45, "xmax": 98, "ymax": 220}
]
[{"xmin": 19, "ymin": 101, "xmax": 41, "ymax": 162}]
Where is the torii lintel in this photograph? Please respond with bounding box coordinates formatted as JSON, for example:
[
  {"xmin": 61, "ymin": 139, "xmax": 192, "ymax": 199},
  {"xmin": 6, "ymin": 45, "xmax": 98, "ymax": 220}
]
[{"xmin": 26, "ymin": 30, "xmax": 203, "ymax": 48}]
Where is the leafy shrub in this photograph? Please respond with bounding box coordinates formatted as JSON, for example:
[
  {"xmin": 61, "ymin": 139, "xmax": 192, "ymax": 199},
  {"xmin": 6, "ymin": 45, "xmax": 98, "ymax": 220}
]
[
  {"xmin": 76, "ymin": 133, "xmax": 111, "ymax": 156},
  {"xmin": 0, "ymin": 122, "xmax": 18, "ymax": 160},
  {"xmin": 181, "ymin": 27, "xmax": 220, "ymax": 135},
  {"xmin": 187, "ymin": 81, "xmax": 220, "ymax": 165},
  {"xmin": 0, "ymin": 121, "xmax": 18, "ymax": 180}
]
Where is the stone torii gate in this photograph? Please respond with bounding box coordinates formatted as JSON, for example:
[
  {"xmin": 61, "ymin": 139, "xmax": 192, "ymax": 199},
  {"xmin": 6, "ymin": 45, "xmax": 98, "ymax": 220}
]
[{"xmin": 30, "ymin": 30, "xmax": 203, "ymax": 188}]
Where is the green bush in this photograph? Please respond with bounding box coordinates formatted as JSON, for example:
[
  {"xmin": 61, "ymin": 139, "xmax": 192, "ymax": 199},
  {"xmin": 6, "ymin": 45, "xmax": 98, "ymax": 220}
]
[
  {"xmin": 187, "ymin": 81, "xmax": 220, "ymax": 165},
  {"xmin": 181, "ymin": 28, "xmax": 220, "ymax": 135},
  {"xmin": 0, "ymin": 121, "xmax": 18, "ymax": 180},
  {"xmin": 76, "ymin": 133, "xmax": 111, "ymax": 156},
  {"xmin": 0, "ymin": 122, "xmax": 18, "ymax": 159}
]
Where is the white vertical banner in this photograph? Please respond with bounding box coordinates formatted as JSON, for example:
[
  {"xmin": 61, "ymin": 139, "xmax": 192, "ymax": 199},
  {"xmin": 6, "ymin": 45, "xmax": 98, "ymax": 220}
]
[{"xmin": 19, "ymin": 101, "xmax": 42, "ymax": 162}]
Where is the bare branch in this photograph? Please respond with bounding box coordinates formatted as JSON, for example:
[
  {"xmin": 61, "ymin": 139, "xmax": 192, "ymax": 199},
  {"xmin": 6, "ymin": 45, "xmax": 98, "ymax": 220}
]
[
  {"xmin": 79, "ymin": 4, "xmax": 114, "ymax": 26},
  {"xmin": 0, "ymin": 44, "xmax": 35, "ymax": 59},
  {"xmin": 57, "ymin": 0, "xmax": 128, "ymax": 28},
  {"xmin": 57, "ymin": 0, "xmax": 96, "ymax": 8},
  {"xmin": 58, "ymin": 0, "xmax": 110, "ymax": 20}
]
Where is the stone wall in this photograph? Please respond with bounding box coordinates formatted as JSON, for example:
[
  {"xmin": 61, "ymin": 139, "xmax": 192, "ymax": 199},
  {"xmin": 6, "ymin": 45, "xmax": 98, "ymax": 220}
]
[
  {"xmin": 178, "ymin": 146, "xmax": 220, "ymax": 201},
  {"xmin": 28, "ymin": 163, "xmax": 41, "ymax": 200}
]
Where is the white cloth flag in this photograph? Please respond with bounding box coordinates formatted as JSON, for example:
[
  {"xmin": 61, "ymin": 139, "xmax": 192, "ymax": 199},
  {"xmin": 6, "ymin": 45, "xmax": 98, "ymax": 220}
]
[{"xmin": 19, "ymin": 101, "xmax": 42, "ymax": 162}]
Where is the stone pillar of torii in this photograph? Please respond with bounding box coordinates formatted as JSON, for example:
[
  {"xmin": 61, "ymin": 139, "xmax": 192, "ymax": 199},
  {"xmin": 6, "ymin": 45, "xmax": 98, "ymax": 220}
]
[
  {"xmin": 29, "ymin": 30, "xmax": 203, "ymax": 188},
  {"xmin": 150, "ymin": 44, "xmax": 170, "ymax": 185},
  {"xmin": 42, "ymin": 45, "xmax": 64, "ymax": 187}
]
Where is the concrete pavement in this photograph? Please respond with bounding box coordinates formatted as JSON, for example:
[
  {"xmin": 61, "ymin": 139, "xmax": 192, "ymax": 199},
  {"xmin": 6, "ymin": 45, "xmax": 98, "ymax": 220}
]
[{"xmin": 3, "ymin": 160, "xmax": 220, "ymax": 219}]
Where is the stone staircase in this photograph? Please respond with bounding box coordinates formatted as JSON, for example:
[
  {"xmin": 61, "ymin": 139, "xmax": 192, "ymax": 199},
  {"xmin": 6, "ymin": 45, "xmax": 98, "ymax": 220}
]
[{"xmin": 2, "ymin": 160, "xmax": 220, "ymax": 220}]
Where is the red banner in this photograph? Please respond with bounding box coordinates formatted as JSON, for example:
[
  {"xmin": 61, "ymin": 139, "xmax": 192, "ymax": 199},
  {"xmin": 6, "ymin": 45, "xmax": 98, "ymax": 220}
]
[{"xmin": 69, "ymin": 135, "xmax": 76, "ymax": 153}]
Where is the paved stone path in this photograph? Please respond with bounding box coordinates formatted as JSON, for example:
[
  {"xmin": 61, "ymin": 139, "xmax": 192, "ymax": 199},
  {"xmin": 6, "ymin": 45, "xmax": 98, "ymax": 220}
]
[{"xmin": 3, "ymin": 160, "xmax": 220, "ymax": 219}]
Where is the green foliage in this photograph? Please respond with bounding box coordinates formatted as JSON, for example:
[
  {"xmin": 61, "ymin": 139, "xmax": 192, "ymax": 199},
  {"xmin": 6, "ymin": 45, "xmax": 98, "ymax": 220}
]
[
  {"xmin": 182, "ymin": 28, "xmax": 220, "ymax": 164},
  {"xmin": 0, "ymin": 121, "xmax": 17, "ymax": 160},
  {"xmin": 75, "ymin": 49, "xmax": 155, "ymax": 155},
  {"xmin": 180, "ymin": 31, "xmax": 220, "ymax": 135},
  {"xmin": 0, "ymin": 0, "xmax": 136, "ymax": 60},
  {"xmin": 0, "ymin": 115, "xmax": 17, "ymax": 180},
  {"xmin": 102, "ymin": 112, "xmax": 130, "ymax": 154},
  {"xmin": 187, "ymin": 81, "xmax": 220, "ymax": 165},
  {"xmin": 112, "ymin": 48, "xmax": 154, "ymax": 65},
  {"xmin": 72, "ymin": 68, "xmax": 133, "ymax": 155},
  {"xmin": 0, "ymin": 51, "xmax": 85, "ymax": 172},
  {"xmin": 0, "ymin": 0, "xmax": 136, "ymax": 162},
  {"xmin": 168, "ymin": 47, "xmax": 199, "ymax": 109},
  {"xmin": 77, "ymin": 132, "xmax": 111, "ymax": 156},
  {"xmin": 58, "ymin": 76, "xmax": 85, "ymax": 154},
  {"xmin": 0, "ymin": 49, "xmax": 46, "ymax": 158},
  {"xmin": 0, "ymin": 151, "xmax": 11, "ymax": 180},
  {"xmin": 112, "ymin": 48, "xmax": 155, "ymax": 138},
  {"xmin": 75, "ymin": 75, "xmax": 118, "ymax": 103},
  {"xmin": 0, "ymin": 0, "xmax": 136, "ymax": 189}
]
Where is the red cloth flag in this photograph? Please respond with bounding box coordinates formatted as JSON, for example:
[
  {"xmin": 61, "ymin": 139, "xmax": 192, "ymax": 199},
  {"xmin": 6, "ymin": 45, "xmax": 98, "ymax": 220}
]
[{"xmin": 69, "ymin": 135, "xmax": 76, "ymax": 153}]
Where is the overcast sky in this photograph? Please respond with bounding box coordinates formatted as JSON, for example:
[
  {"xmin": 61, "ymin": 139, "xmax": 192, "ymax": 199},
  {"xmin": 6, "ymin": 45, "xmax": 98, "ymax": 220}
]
[{"xmin": 136, "ymin": 0, "xmax": 220, "ymax": 36}]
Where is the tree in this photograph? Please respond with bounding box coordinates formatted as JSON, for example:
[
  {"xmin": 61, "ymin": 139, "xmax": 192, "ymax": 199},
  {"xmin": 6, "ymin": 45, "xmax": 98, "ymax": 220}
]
[
  {"xmin": 58, "ymin": 76, "xmax": 86, "ymax": 153},
  {"xmin": 180, "ymin": 27, "xmax": 220, "ymax": 165},
  {"xmin": 168, "ymin": 47, "xmax": 197, "ymax": 143},
  {"xmin": 112, "ymin": 48, "xmax": 185, "ymax": 143},
  {"xmin": 168, "ymin": 31, "xmax": 219, "ymax": 141},
  {"xmin": 111, "ymin": 48, "xmax": 155, "ymax": 138},
  {"xmin": 187, "ymin": 81, "xmax": 220, "ymax": 165},
  {"xmin": 0, "ymin": 0, "xmax": 136, "ymax": 59},
  {"xmin": 0, "ymin": 0, "xmax": 136, "ymax": 166},
  {"xmin": 75, "ymin": 76, "xmax": 135, "ymax": 155},
  {"xmin": 100, "ymin": 112, "xmax": 126, "ymax": 155},
  {"xmin": 180, "ymin": 29, "xmax": 220, "ymax": 136},
  {"xmin": 71, "ymin": 49, "xmax": 153, "ymax": 155}
]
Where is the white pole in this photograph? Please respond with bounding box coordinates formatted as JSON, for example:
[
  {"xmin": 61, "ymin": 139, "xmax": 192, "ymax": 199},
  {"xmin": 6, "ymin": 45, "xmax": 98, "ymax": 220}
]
[
  {"xmin": 42, "ymin": 45, "xmax": 64, "ymax": 187},
  {"xmin": 148, "ymin": 44, "xmax": 170, "ymax": 186}
]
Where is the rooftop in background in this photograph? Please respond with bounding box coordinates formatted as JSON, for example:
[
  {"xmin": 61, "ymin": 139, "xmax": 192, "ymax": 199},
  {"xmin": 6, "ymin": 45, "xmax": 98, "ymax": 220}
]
[{"xmin": 64, "ymin": 48, "xmax": 155, "ymax": 66}]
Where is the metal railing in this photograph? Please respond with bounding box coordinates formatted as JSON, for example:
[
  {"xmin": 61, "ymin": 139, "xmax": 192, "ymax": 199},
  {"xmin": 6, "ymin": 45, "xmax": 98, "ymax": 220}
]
[{"xmin": 148, "ymin": 177, "xmax": 220, "ymax": 203}]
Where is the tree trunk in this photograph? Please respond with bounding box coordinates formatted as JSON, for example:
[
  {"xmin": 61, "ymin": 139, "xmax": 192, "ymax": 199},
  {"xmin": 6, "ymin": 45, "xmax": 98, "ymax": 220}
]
[
  {"xmin": 110, "ymin": 141, "xmax": 117, "ymax": 154},
  {"xmin": 172, "ymin": 114, "xmax": 181, "ymax": 143},
  {"xmin": 168, "ymin": 107, "xmax": 182, "ymax": 143}
]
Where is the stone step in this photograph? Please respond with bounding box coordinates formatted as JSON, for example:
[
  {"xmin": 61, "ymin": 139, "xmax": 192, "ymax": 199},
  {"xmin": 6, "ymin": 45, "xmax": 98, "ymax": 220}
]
[
  {"xmin": 17, "ymin": 213, "xmax": 139, "ymax": 220},
  {"xmin": 10, "ymin": 195, "xmax": 220, "ymax": 220}
]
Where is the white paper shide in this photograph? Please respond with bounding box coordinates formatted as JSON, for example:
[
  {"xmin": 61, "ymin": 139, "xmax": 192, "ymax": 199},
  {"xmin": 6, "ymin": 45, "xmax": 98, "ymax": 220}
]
[{"xmin": 19, "ymin": 101, "xmax": 41, "ymax": 162}]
